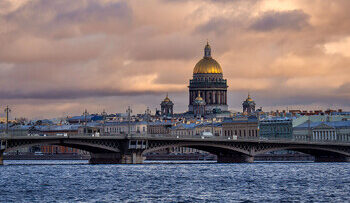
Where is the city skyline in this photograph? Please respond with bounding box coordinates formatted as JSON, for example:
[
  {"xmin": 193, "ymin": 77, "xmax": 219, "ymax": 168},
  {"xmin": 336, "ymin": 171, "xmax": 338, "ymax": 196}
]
[{"xmin": 1, "ymin": 0, "xmax": 350, "ymax": 118}]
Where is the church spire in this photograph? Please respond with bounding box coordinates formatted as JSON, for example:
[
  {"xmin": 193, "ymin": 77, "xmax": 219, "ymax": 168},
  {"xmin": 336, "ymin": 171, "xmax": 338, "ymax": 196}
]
[{"xmin": 204, "ymin": 41, "xmax": 211, "ymax": 58}]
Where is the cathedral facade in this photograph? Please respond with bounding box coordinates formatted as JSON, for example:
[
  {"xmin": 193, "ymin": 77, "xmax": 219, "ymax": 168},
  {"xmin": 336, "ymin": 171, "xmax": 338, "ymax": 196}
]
[{"xmin": 188, "ymin": 43, "xmax": 228, "ymax": 113}]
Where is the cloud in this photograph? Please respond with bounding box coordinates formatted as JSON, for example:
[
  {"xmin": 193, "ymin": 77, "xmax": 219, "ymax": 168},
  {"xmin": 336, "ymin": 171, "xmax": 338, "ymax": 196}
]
[
  {"xmin": 250, "ymin": 10, "xmax": 310, "ymax": 31},
  {"xmin": 0, "ymin": 0, "xmax": 350, "ymax": 118},
  {"xmin": 195, "ymin": 17, "xmax": 242, "ymax": 36}
]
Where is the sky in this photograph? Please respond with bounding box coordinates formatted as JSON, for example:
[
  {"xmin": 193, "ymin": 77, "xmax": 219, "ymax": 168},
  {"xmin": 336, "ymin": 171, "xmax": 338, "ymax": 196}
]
[{"xmin": 0, "ymin": 0, "xmax": 350, "ymax": 119}]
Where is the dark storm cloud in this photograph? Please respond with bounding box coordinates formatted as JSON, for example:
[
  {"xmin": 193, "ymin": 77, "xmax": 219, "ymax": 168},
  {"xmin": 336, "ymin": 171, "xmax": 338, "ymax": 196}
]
[
  {"xmin": 128, "ymin": 35, "xmax": 199, "ymax": 61},
  {"xmin": 0, "ymin": 89, "xmax": 161, "ymax": 100},
  {"xmin": 250, "ymin": 10, "xmax": 310, "ymax": 32},
  {"xmin": 3, "ymin": 0, "xmax": 133, "ymax": 38},
  {"xmin": 195, "ymin": 17, "xmax": 243, "ymax": 36}
]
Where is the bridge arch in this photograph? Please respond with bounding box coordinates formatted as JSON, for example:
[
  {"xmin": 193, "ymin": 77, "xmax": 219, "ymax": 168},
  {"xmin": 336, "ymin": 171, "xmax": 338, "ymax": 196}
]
[
  {"xmin": 254, "ymin": 145, "xmax": 350, "ymax": 162},
  {"xmin": 255, "ymin": 146, "xmax": 350, "ymax": 157},
  {"xmin": 3, "ymin": 138, "xmax": 121, "ymax": 154},
  {"xmin": 143, "ymin": 142, "xmax": 252, "ymax": 156}
]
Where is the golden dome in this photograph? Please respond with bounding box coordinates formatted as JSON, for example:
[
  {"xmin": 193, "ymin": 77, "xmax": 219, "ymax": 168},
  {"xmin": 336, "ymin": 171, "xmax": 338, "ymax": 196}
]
[
  {"xmin": 193, "ymin": 58, "xmax": 223, "ymax": 74},
  {"xmin": 163, "ymin": 93, "xmax": 171, "ymax": 102},
  {"xmin": 164, "ymin": 97, "xmax": 170, "ymax": 102},
  {"xmin": 246, "ymin": 93, "xmax": 253, "ymax": 102},
  {"xmin": 193, "ymin": 42, "xmax": 223, "ymax": 74},
  {"xmin": 195, "ymin": 91, "xmax": 203, "ymax": 101},
  {"xmin": 195, "ymin": 95, "xmax": 203, "ymax": 101}
]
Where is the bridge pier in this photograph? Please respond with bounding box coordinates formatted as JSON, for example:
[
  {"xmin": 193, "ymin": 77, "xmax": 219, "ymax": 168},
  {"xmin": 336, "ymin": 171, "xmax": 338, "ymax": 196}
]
[
  {"xmin": 89, "ymin": 153, "xmax": 122, "ymax": 164},
  {"xmin": 314, "ymin": 155, "xmax": 350, "ymax": 162},
  {"xmin": 122, "ymin": 152, "xmax": 145, "ymax": 164},
  {"xmin": 89, "ymin": 152, "xmax": 145, "ymax": 164},
  {"xmin": 0, "ymin": 151, "xmax": 3, "ymax": 165},
  {"xmin": 217, "ymin": 154, "xmax": 254, "ymax": 163}
]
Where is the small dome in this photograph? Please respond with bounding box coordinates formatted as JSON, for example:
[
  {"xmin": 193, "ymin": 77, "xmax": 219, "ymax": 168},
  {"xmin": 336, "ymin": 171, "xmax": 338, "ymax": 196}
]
[
  {"xmin": 162, "ymin": 93, "xmax": 172, "ymax": 103},
  {"xmin": 193, "ymin": 42, "xmax": 223, "ymax": 74},
  {"xmin": 164, "ymin": 96, "xmax": 170, "ymax": 102},
  {"xmin": 194, "ymin": 92, "xmax": 206, "ymax": 105},
  {"xmin": 195, "ymin": 95, "xmax": 203, "ymax": 101},
  {"xmin": 244, "ymin": 93, "xmax": 255, "ymax": 104},
  {"xmin": 246, "ymin": 94, "xmax": 253, "ymax": 102}
]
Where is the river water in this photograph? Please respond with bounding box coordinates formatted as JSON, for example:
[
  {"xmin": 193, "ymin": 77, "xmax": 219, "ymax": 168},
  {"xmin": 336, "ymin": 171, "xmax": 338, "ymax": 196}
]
[{"xmin": 0, "ymin": 160, "xmax": 349, "ymax": 202}]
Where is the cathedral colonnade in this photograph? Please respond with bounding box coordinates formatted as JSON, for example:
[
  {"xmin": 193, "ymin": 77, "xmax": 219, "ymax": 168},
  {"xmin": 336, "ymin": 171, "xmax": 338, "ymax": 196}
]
[{"xmin": 189, "ymin": 90, "xmax": 227, "ymax": 105}]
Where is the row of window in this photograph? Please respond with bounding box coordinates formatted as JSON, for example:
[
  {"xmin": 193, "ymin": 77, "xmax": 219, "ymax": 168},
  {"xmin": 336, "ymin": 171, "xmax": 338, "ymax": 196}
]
[
  {"xmin": 260, "ymin": 126, "xmax": 292, "ymax": 133},
  {"xmin": 171, "ymin": 129, "xmax": 222, "ymax": 136},
  {"xmin": 224, "ymin": 129, "xmax": 258, "ymax": 137},
  {"xmin": 295, "ymin": 134, "xmax": 350, "ymax": 142},
  {"xmin": 104, "ymin": 126, "xmax": 146, "ymax": 133}
]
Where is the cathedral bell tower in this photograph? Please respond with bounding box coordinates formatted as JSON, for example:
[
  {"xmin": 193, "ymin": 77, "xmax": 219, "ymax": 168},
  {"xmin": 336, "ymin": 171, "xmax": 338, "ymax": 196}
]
[
  {"xmin": 160, "ymin": 93, "xmax": 174, "ymax": 116},
  {"xmin": 242, "ymin": 93, "xmax": 256, "ymax": 114}
]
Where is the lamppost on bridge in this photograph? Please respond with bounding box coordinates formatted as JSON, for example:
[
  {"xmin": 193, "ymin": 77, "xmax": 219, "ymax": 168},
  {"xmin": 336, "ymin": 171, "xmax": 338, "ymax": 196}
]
[
  {"xmin": 145, "ymin": 107, "xmax": 151, "ymax": 135},
  {"xmin": 4, "ymin": 105, "xmax": 11, "ymax": 136},
  {"xmin": 83, "ymin": 109, "xmax": 89, "ymax": 135},
  {"xmin": 126, "ymin": 106, "xmax": 132, "ymax": 138},
  {"xmin": 101, "ymin": 109, "xmax": 107, "ymax": 136}
]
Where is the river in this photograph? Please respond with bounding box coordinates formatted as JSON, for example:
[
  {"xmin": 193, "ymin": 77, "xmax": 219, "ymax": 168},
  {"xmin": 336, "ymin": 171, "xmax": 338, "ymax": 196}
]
[{"xmin": 1, "ymin": 160, "xmax": 349, "ymax": 202}]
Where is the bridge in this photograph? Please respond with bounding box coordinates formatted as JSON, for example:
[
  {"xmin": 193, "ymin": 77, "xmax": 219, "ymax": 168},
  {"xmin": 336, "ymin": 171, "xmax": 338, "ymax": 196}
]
[{"xmin": 1, "ymin": 134, "xmax": 350, "ymax": 164}]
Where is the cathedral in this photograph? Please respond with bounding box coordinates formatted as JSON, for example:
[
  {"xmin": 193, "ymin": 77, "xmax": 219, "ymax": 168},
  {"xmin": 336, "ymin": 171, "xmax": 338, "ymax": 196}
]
[
  {"xmin": 159, "ymin": 42, "xmax": 260, "ymax": 117},
  {"xmin": 188, "ymin": 42, "xmax": 228, "ymax": 114}
]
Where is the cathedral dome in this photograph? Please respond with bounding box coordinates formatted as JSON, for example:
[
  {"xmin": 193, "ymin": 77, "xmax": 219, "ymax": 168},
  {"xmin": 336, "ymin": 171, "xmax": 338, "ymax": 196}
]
[
  {"xmin": 193, "ymin": 58, "xmax": 222, "ymax": 74},
  {"xmin": 193, "ymin": 42, "xmax": 223, "ymax": 74}
]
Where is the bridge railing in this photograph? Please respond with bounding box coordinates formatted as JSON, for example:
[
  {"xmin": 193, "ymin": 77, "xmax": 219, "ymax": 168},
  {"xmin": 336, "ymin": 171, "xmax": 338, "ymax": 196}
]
[{"xmin": 1, "ymin": 132, "xmax": 350, "ymax": 145}]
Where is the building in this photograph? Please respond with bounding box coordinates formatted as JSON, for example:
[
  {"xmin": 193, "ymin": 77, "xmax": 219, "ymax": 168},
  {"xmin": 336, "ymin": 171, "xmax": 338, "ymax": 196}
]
[
  {"xmin": 103, "ymin": 121, "xmax": 148, "ymax": 135},
  {"xmin": 188, "ymin": 42, "xmax": 228, "ymax": 114},
  {"xmin": 67, "ymin": 114, "xmax": 103, "ymax": 124},
  {"xmin": 292, "ymin": 115, "xmax": 349, "ymax": 127},
  {"xmin": 77, "ymin": 123, "xmax": 102, "ymax": 135},
  {"xmin": 195, "ymin": 122, "xmax": 222, "ymax": 136},
  {"xmin": 160, "ymin": 94, "xmax": 174, "ymax": 116},
  {"xmin": 193, "ymin": 92, "xmax": 206, "ymax": 117},
  {"xmin": 171, "ymin": 123, "xmax": 197, "ymax": 136},
  {"xmin": 242, "ymin": 93, "xmax": 256, "ymax": 114},
  {"xmin": 37, "ymin": 124, "xmax": 80, "ymax": 135},
  {"xmin": 222, "ymin": 116, "xmax": 258, "ymax": 138},
  {"xmin": 293, "ymin": 120, "xmax": 350, "ymax": 142},
  {"xmin": 259, "ymin": 118, "xmax": 293, "ymax": 140},
  {"xmin": 147, "ymin": 121, "xmax": 173, "ymax": 134},
  {"xmin": 170, "ymin": 120, "xmax": 222, "ymax": 137}
]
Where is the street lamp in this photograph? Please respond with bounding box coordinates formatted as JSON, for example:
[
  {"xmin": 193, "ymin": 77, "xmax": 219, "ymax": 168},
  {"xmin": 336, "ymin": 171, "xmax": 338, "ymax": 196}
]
[
  {"xmin": 145, "ymin": 107, "xmax": 151, "ymax": 136},
  {"xmin": 126, "ymin": 106, "xmax": 132, "ymax": 138},
  {"xmin": 83, "ymin": 109, "xmax": 89, "ymax": 135},
  {"xmin": 101, "ymin": 109, "xmax": 107, "ymax": 136},
  {"xmin": 4, "ymin": 106, "xmax": 11, "ymax": 136}
]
